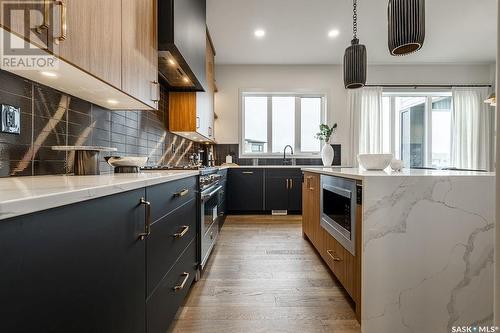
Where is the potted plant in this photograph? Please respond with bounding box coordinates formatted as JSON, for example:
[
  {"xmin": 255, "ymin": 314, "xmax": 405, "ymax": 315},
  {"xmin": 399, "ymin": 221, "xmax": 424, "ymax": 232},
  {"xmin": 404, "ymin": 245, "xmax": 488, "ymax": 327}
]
[{"xmin": 315, "ymin": 123, "xmax": 337, "ymax": 166}]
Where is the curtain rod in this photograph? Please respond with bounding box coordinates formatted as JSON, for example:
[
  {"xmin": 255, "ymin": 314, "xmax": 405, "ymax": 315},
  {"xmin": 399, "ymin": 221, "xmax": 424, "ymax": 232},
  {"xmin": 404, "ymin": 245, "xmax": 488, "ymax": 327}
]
[{"xmin": 364, "ymin": 84, "xmax": 492, "ymax": 88}]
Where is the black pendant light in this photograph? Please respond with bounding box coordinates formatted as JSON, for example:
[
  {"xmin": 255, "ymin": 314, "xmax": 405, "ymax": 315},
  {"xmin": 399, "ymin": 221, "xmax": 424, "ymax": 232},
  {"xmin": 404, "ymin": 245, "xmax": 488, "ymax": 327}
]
[
  {"xmin": 343, "ymin": 0, "xmax": 367, "ymax": 89},
  {"xmin": 388, "ymin": 0, "xmax": 425, "ymax": 56}
]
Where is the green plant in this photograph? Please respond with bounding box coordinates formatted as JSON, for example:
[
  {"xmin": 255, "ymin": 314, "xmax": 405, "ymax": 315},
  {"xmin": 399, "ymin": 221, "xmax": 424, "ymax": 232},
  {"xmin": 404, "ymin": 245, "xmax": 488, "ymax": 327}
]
[{"xmin": 315, "ymin": 123, "xmax": 337, "ymax": 142}]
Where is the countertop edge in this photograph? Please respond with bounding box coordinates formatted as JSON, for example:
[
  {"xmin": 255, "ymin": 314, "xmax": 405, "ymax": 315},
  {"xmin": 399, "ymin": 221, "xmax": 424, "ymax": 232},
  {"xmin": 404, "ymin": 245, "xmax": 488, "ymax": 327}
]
[
  {"xmin": 0, "ymin": 171, "xmax": 200, "ymax": 221},
  {"xmin": 301, "ymin": 167, "xmax": 495, "ymax": 180}
]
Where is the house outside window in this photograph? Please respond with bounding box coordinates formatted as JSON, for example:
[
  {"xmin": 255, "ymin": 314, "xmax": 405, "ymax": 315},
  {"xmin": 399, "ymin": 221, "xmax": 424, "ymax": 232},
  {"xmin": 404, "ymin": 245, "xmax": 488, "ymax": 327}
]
[{"xmin": 241, "ymin": 92, "xmax": 327, "ymax": 157}]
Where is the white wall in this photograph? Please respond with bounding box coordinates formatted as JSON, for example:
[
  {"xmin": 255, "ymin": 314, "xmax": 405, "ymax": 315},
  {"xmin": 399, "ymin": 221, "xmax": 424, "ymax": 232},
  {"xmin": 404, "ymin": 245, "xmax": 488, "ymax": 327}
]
[
  {"xmin": 495, "ymin": 0, "xmax": 499, "ymax": 325},
  {"xmin": 214, "ymin": 64, "xmax": 494, "ymax": 165}
]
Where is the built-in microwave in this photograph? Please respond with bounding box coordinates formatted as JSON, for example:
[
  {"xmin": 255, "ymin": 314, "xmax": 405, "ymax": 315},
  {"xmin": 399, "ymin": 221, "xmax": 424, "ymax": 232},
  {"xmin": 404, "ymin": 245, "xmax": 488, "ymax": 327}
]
[{"xmin": 320, "ymin": 175, "xmax": 361, "ymax": 255}]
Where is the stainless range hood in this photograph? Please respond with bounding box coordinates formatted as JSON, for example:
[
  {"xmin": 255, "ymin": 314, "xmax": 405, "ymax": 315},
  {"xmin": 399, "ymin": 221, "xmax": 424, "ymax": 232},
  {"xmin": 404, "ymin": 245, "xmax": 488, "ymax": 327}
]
[{"xmin": 158, "ymin": 0, "xmax": 207, "ymax": 91}]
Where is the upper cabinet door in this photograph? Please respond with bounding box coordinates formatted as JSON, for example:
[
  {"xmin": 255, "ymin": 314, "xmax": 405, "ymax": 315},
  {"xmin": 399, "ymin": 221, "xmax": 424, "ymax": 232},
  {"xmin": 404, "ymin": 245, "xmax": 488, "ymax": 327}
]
[
  {"xmin": 56, "ymin": 0, "xmax": 91, "ymax": 72},
  {"xmin": 0, "ymin": 0, "xmax": 50, "ymax": 49},
  {"xmin": 122, "ymin": 0, "xmax": 159, "ymax": 110},
  {"xmin": 55, "ymin": 0, "xmax": 122, "ymax": 88},
  {"xmin": 89, "ymin": 0, "xmax": 121, "ymax": 88}
]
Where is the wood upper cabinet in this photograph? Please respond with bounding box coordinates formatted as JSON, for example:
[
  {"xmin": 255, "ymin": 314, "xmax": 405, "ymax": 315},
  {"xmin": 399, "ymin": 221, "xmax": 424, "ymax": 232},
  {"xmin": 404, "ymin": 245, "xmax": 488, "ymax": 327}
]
[
  {"xmin": 0, "ymin": 0, "xmax": 50, "ymax": 49},
  {"xmin": 90, "ymin": 0, "xmax": 122, "ymax": 88},
  {"xmin": 54, "ymin": 0, "xmax": 121, "ymax": 88},
  {"xmin": 122, "ymin": 0, "xmax": 159, "ymax": 109}
]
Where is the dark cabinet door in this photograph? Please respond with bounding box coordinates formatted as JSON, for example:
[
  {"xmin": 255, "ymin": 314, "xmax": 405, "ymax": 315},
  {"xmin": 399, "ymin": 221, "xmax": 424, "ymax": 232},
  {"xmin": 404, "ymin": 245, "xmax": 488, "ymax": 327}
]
[
  {"xmin": 265, "ymin": 176, "xmax": 289, "ymax": 210},
  {"xmin": 0, "ymin": 189, "xmax": 147, "ymax": 333},
  {"xmin": 228, "ymin": 169, "xmax": 264, "ymax": 212},
  {"xmin": 288, "ymin": 176, "xmax": 303, "ymax": 212}
]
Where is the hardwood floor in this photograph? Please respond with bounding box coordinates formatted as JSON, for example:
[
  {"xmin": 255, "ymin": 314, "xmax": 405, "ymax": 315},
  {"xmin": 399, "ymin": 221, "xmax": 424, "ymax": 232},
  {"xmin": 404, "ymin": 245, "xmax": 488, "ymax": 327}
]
[{"xmin": 169, "ymin": 215, "xmax": 361, "ymax": 333}]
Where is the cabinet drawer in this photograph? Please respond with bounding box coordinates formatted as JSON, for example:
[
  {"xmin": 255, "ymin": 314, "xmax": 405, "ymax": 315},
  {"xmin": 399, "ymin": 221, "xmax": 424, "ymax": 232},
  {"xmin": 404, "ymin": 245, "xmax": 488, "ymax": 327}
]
[
  {"xmin": 147, "ymin": 198, "xmax": 197, "ymax": 296},
  {"xmin": 147, "ymin": 239, "xmax": 197, "ymax": 333},
  {"xmin": 323, "ymin": 232, "xmax": 355, "ymax": 298},
  {"xmin": 146, "ymin": 176, "xmax": 197, "ymax": 223},
  {"xmin": 265, "ymin": 168, "xmax": 302, "ymax": 178}
]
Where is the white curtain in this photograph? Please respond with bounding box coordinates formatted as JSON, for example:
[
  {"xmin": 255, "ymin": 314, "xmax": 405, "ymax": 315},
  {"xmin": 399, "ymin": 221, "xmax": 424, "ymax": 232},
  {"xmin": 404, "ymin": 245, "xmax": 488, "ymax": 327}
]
[
  {"xmin": 348, "ymin": 87, "xmax": 384, "ymax": 166},
  {"xmin": 451, "ymin": 87, "xmax": 492, "ymax": 170}
]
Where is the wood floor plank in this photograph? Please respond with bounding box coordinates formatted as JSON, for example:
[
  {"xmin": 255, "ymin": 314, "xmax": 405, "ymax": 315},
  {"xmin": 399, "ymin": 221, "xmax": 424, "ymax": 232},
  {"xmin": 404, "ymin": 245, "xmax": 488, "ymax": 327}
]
[{"xmin": 168, "ymin": 216, "xmax": 360, "ymax": 333}]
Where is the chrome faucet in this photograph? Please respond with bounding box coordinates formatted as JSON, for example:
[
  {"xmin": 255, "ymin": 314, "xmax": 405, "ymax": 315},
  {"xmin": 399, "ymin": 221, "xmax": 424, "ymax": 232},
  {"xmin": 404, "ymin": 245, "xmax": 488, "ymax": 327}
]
[{"xmin": 283, "ymin": 145, "xmax": 294, "ymax": 165}]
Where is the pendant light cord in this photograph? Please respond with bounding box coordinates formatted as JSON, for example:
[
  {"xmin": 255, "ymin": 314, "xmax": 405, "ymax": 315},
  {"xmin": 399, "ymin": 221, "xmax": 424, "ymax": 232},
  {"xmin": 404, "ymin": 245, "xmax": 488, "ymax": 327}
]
[{"xmin": 352, "ymin": 0, "xmax": 358, "ymax": 40}]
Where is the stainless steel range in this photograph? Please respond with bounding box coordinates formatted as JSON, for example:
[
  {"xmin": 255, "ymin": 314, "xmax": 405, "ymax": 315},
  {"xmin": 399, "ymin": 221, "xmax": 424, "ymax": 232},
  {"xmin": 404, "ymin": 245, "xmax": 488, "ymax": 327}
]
[{"xmin": 198, "ymin": 168, "xmax": 222, "ymax": 270}]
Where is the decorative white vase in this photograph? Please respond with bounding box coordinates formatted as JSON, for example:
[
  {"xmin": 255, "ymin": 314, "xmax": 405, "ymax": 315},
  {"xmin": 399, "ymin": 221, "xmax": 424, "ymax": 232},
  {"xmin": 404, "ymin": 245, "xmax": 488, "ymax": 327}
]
[{"xmin": 321, "ymin": 142, "xmax": 334, "ymax": 166}]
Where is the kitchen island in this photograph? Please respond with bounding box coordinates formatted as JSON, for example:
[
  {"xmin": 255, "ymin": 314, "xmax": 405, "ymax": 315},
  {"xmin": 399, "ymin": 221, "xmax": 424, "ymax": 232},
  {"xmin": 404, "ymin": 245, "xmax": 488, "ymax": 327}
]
[{"xmin": 301, "ymin": 167, "xmax": 495, "ymax": 333}]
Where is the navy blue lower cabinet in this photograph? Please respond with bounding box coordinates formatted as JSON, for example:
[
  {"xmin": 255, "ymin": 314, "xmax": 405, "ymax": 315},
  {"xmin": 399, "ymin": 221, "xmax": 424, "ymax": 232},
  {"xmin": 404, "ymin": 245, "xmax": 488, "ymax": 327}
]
[
  {"xmin": 0, "ymin": 188, "xmax": 147, "ymax": 333},
  {"xmin": 264, "ymin": 169, "xmax": 303, "ymax": 213},
  {"xmin": 228, "ymin": 169, "xmax": 264, "ymax": 212},
  {"xmin": 146, "ymin": 239, "xmax": 198, "ymax": 333}
]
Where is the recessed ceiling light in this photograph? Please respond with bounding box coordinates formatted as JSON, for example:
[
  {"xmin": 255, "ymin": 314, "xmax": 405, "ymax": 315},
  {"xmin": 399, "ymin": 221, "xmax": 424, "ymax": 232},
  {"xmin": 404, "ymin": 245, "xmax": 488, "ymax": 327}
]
[
  {"xmin": 328, "ymin": 29, "xmax": 340, "ymax": 38},
  {"xmin": 183, "ymin": 76, "xmax": 190, "ymax": 83},
  {"xmin": 107, "ymin": 99, "xmax": 119, "ymax": 105},
  {"xmin": 254, "ymin": 29, "xmax": 266, "ymax": 38},
  {"xmin": 168, "ymin": 58, "xmax": 176, "ymax": 66},
  {"xmin": 40, "ymin": 71, "xmax": 57, "ymax": 77}
]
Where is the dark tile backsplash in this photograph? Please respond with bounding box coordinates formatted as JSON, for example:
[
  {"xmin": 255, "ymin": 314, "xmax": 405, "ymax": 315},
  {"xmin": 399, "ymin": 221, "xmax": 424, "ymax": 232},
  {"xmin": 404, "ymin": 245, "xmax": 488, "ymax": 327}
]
[
  {"xmin": 0, "ymin": 70, "xmax": 205, "ymax": 177},
  {"xmin": 213, "ymin": 144, "xmax": 341, "ymax": 167}
]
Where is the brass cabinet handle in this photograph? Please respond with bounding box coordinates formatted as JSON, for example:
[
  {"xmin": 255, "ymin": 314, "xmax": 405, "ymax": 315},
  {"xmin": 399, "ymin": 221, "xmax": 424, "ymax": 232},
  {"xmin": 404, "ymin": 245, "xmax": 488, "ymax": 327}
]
[
  {"xmin": 139, "ymin": 198, "xmax": 151, "ymax": 240},
  {"xmin": 173, "ymin": 225, "xmax": 189, "ymax": 238},
  {"xmin": 290, "ymin": 179, "xmax": 293, "ymax": 189},
  {"xmin": 36, "ymin": 0, "xmax": 51, "ymax": 32},
  {"xmin": 174, "ymin": 189, "xmax": 189, "ymax": 197},
  {"xmin": 173, "ymin": 272, "xmax": 190, "ymax": 292},
  {"xmin": 54, "ymin": 0, "xmax": 67, "ymax": 44},
  {"xmin": 242, "ymin": 171, "xmax": 253, "ymax": 174},
  {"xmin": 327, "ymin": 250, "xmax": 342, "ymax": 262},
  {"xmin": 286, "ymin": 178, "xmax": 289, "ymax": 189},
  {"xmin": 151, "ymin": 81, "xmax": 160, "ymax": 102}
]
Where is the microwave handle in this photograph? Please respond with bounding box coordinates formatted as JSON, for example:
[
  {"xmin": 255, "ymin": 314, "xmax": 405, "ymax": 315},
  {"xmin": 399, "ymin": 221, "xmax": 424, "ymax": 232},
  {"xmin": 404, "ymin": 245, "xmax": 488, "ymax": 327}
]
[{"xmin": 322, "ymin": 184, "xmax": 352, "ymax": 199}]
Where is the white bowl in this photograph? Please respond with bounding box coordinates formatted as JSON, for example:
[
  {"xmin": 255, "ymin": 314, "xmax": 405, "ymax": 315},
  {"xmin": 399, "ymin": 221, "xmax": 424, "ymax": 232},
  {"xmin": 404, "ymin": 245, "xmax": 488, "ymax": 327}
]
[
  {"xmin": 357, "ymin": 154, "xmax": 393, "ymax": 170},
  {"xmin": 105, "ymin": 156, "xmax": 149, "ymax": 168}
]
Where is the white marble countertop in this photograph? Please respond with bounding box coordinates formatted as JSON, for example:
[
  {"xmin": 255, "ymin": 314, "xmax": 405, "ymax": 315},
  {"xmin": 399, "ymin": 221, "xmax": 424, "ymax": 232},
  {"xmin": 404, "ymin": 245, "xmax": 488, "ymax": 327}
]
[
  {"xmin": 0, "ymin": 170, "xmax": 199, "ymax": 221},
  {"xmin": 301, "ymin": 167, "xmax": 495, "ymax": 180}
]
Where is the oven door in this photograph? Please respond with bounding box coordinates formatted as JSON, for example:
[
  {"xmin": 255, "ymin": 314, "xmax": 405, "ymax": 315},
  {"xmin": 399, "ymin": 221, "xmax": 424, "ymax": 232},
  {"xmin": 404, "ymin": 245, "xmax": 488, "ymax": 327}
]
[
  {"xmin": 200, "ymin": 185, "xmax": 222, "ymax": 269},
  {"xmin": 320, "ymin": 175, "xmax": 357, "ymax": 255}
]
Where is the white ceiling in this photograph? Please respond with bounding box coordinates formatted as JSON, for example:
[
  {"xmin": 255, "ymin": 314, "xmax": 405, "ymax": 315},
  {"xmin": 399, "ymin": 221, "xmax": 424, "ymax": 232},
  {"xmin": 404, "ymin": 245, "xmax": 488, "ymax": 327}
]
[{"xmin": 207, "ymin": 0, "xmax": 497, "ymax": 65}]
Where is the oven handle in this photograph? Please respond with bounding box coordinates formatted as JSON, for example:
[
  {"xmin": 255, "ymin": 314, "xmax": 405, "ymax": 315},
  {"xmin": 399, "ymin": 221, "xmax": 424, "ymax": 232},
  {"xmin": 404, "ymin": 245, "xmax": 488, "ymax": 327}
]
[
  {"xmin": 201, "ymin": 185, "xmax": 223, "ymax": 202},
  {"xmin": 322, "ymin": 183, "xmax": 352, "ymax": 199}
]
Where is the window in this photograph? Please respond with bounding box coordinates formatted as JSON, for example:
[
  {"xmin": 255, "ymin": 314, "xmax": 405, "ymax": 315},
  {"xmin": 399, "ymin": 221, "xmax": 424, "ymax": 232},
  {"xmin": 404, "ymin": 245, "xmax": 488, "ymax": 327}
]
[
  {"xmin": 382, "ymin": 92, "xmax": 453, "ymax": 168},
  {"xmin": 241, "ymin": 92, "xmax": 326, "ymax": 156}
]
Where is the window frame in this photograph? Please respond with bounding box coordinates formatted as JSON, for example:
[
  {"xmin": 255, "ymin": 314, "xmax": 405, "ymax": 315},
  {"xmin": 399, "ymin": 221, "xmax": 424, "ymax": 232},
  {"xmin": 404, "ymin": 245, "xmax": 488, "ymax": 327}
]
[
  {"xmin": 239, "ymin": 91, "xmax": 327, "ymax": 158},
  {"xmin": 382, "ymin": 90, "xmax": 453, "ymax": 167}
]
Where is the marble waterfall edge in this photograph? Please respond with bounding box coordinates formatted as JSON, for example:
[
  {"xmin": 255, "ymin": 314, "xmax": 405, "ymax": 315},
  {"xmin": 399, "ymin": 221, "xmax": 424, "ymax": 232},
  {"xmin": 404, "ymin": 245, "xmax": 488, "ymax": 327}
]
[{"xmin": 361, "ymin": 175, "xmax": 495, "ymax": 333}]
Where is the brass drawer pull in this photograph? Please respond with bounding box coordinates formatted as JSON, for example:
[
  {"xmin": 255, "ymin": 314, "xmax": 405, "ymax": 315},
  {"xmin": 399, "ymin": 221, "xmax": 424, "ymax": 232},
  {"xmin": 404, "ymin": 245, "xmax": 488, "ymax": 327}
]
[
  {"xmin": 37, "ymin": 0, "xmax": 51, "ymax": 32},
  {"xmin": 242, "ymin": 171, "xmax": 254, "ymax": 174},
  {"xmin": 173, "ymin": 225, "xmax": 189, "ymax": 238},
  {"xmin": 174, "ymin": 189, "xmax": 189, "ymax": 197},
  {"xmin": 327, "ymin": 250, "xmax": 342, "ymax": 262},
  {"xmin": 173, "ymin": 272, "xmax": 190, "ymax": 292},
  {"xmin": 139, "ymin": 198, "xmax": 151, "ymax": 240},
  {"xmin": 54, "ymin": 0, "xmax": 67, "ymax": 44}
]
